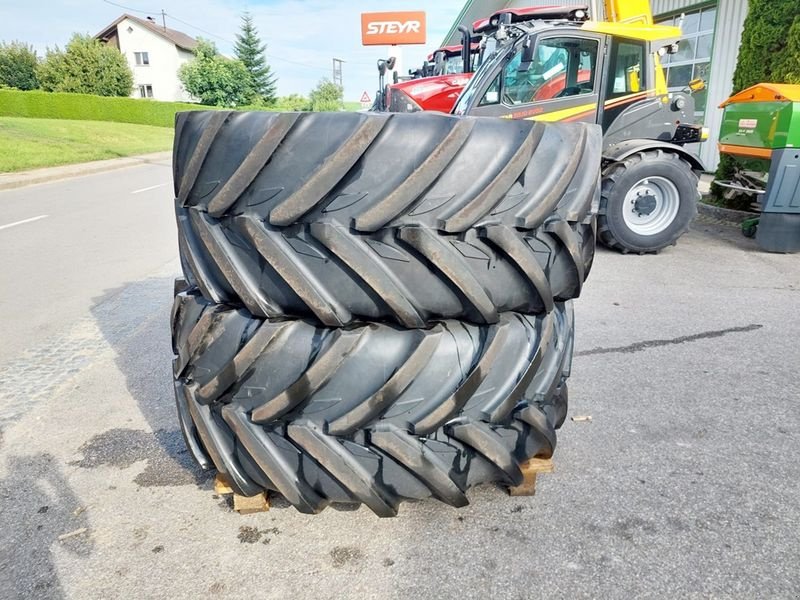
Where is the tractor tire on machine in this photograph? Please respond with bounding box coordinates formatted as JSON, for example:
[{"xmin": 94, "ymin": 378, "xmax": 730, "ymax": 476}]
[
  {"xmin": 171, "ymin": 110, "xmax": 600, "ymax": 516},
  {"xmin": 598, "ymin": 150, "xmax": 699, "ymax": 254}
]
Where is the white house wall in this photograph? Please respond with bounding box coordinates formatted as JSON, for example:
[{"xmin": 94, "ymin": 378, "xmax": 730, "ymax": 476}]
[{"xmin": 115, "ymin": 17, "xmax": 194, "ymax": 102}]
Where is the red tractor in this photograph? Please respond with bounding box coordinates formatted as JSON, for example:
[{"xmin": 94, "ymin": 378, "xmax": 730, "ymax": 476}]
[{"xmin": 380, "ymin": 6, "xmax": 587, "ymax": 113}]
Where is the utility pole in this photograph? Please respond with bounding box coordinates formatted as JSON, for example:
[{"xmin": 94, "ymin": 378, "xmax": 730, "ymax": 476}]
[
  {"xmin": 161, "ymin": 9, "xmax": 167, "ymax": 31},
  {"xmin": 332, "ymin": 58, "xmax": 345, "ymax": 109}
]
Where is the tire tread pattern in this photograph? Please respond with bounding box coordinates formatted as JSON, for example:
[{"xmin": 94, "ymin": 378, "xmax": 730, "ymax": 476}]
[
  {"xmin": 173, "ymin": 110, "xmax": 600, "ymax": 327},
  {"xmin": 171, "ymin": 291, "xmax": 574, "ymax": 515}
]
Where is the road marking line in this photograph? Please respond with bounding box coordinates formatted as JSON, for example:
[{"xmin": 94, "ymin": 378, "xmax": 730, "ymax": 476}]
[
  {"xmin": 131, "ymin": 183, "xmax": 169, "ymax": 194},
  {"xmin": 0, "ymin": 214, "xmax": 49, "ymax": 231}
]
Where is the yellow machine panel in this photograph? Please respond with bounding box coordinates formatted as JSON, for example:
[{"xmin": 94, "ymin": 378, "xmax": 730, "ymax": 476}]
[
  {"xmin": 603, "ymin": 0, "xmax": 653, "ymax": 25},
  {"xmin": 582, "ymin": 21, "xmax": 682, "ymax": 42}
]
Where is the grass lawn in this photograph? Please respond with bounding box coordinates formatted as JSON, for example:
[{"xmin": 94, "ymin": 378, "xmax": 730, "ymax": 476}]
[{"xmin": 0, "ymin": 117, "xmax": 173, "ymax": 173}]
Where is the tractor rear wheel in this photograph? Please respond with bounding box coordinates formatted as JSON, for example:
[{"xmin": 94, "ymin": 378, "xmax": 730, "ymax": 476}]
[{"xmin": 598, "ymin": 150, "xmax": 699, "ymax": 253}]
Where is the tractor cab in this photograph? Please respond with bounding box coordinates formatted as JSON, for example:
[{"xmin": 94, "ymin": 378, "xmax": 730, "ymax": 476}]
[
  {"xmin": 382, "ymin": 38, "xmax": 480, "ymax": 112},
  {"xmin": 387, "ymin": 5, "xmax": 597, "ymax": 115},
  {"xmin": 385, "ymin": 1, "xmax": 711, "ymax": 254},
  {"xmin": 452, "ymin": 6, "xmax": 699, "ymax": 143},
  {"xmin": 427, "ymin": 44, "xmax": 480, "ymax": 76}
]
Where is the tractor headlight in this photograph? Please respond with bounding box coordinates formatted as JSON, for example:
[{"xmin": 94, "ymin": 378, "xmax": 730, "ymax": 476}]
[{"xmin": 388, "ymin": 88, "xmax": 422, "ymax": 113}]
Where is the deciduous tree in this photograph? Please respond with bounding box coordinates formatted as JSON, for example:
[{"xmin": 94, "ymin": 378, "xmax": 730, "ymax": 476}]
[
  {"xmin": 37, "ymin": 34, "xmax": 132, "ymax": 97},
  {"xmin": 0, "ymin": 41, "xmax": 39, "ymax": 90},
  {"xmin": 179, "ymin": 39, "xmax": 253, "ymax": 107}
]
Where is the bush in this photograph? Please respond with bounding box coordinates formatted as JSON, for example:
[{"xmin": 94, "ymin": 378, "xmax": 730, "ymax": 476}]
[
  {"xmin": 774, "ymin": 17, "xmax": 800, "ymax": 84},
  {"xmin": 272, "ymin": 94, "xmax": 310, "ymax": 111},
  {"xmin": 0, "ymin": 41, "xmax": 39, "ymax": 90},
  {"xmin": 731, "ymin": 0, "xmax": 799, "ymax": 94},
  {"xmin": 37, "ymin": 34, "xmax": 133, "ymax": 97},
  {"xmin": 309, "ymin": 79, "xmax": 343, "ymax": 112}
]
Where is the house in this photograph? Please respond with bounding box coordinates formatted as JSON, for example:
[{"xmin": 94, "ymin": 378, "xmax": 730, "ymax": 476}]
[
  {"xmin": 95, "ymin": 14, "xmax": 198, "ymax": 102},
  {"xmin": 440, "ymin": 0, "xmax": 749, "ymax": 170}
]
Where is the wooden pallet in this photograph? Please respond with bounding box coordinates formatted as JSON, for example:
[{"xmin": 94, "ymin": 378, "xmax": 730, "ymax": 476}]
[
  {"xmin": 213, "ymin": 459, "xmax": 550, "ymax": 512},
  {"xmin": 507, "ymin": 457, "xmax": 554, "ymax": 496},
  {"xmin": 214, "ymin": 474, "xmax": 270, "ymax": 514}
]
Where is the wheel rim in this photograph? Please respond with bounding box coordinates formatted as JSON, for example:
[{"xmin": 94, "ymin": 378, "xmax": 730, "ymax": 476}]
[{"xmin": 621, "ymin": 176, "xmax": 681, "ymax": 236}]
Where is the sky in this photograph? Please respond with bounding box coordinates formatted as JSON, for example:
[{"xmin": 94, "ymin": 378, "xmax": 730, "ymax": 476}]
[{"xmin": 0, "ymin": 0, "xmax": 466, "ymax": 100}]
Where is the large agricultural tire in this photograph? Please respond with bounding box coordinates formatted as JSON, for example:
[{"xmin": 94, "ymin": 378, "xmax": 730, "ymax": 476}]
[
  {"xmin": 598, "ymin": 150, "xmax": 699, "ymax": 254},
  {"xmin": 174, "ymin": 110, "xmax": 599, "ymax": 328},
  {"xmin": 171, "ymin": 290, "xmax": 575, "ymax": 517}
]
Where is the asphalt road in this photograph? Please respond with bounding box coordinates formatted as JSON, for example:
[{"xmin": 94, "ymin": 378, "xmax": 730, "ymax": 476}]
[
  {"xmin": 0, "ymin": 166, "xmax": 798, "ymax": 599},
  {"xmin": 0, "ymin": 159, "xmax": 175, "ymax": 364}
]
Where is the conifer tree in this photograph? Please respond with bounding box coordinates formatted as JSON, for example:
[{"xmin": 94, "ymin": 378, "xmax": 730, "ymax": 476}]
[{"xmin": 234, "ymin": 12, "xmax": 277, "ymax": 104}]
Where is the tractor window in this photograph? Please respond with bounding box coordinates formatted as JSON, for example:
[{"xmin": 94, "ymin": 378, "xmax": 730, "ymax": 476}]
[
  {"xmin": 445, "ymin": 56, "xmax": 464, "ymax": 74},
  {"xmin": 501, "ymin": 37, "xmax": 598, "ymax": 106},
  {"xmin": 607, "ymin": 40, "xmax": 646, "ymax": 98},
  {"xmin": 479, "ymin": 74, "xmax": 500, "ymax": 106}
]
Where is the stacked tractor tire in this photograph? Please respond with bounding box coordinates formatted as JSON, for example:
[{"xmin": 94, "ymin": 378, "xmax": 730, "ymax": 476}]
[{"xmin": 170, "ymin": 110, "xmax": 601, "ymax": 517}]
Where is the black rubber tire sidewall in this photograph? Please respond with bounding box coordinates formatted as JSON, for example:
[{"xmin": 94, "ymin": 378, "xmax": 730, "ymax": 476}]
[{"xmin": 601, "ymin": 153, "xmax": 698, "ymax": 253}]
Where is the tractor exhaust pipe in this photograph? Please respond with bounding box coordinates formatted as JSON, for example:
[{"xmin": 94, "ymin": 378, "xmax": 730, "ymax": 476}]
[
  {"xmin": 376, "ymin": 59, "xmax": 387, "ymax": 111},
  {"xmin": 458, "ymin": 25, "xmax": 472, "ymax": 74}
]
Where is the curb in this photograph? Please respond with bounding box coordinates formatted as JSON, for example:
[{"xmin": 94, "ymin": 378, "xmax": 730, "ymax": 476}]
[
  {"xmin": 0, "ymin": 151, "xmax": 172, "ymax": 191},
  {"xmin": 697, "ymin": 198, "xmax": 756, "ymax": 226}
]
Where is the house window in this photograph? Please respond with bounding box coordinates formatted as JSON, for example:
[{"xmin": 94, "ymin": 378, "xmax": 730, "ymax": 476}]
[
  {"xmin": 138, "ymin": 84, "xmax": 154, "ymax": 98},
  {"xmin": 134, "ymin": 52, "xmax": 150, "ymax": 66},
  {"xmin": 657, "ymin": 5, "xmax": 716, "ymax": 120}
]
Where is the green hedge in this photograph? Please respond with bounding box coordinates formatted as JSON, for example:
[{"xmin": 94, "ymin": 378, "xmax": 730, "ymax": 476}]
[{"xmin": 0, "ymin": 88, "xmax": 274, "ymax": 127}]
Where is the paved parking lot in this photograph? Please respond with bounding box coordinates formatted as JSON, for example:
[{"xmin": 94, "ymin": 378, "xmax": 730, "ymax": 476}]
[{"xmin": 0, "ymin": 165, "xmax": 798, "ymax": 599}]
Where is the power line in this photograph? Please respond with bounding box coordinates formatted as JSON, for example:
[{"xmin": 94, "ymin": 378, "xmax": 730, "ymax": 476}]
[
  {"xmin": 100, "ymin": 0, "xmax": 335, "ymax": 73},
  {"xmin": 102, "ymin": 0, "xmax": 160, "ymax": 15},
  {"xmin": 163, "ymin": 12, "xmax": 234, "ymax": 44},
  {"xmin": 164, "ymin": 14, "xmax": 328, "ymax": 71},
  {"xmin": 266, "ymin": 54, "xmax": 330, "ymax": 72}
]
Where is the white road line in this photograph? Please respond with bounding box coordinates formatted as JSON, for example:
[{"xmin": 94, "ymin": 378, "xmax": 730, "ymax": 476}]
[
  {"xmin": 0, "ymin": 214, "xmax": 49, "ymax": 231},
  {"xmin": 131, "ymin": 183, "xmax": 169, "ymax": 194}
]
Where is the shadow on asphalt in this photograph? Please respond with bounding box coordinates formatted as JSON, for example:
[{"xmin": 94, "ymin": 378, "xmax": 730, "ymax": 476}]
[
  {"xmin": 0, "ymin": 452, "xmax": 93, "ymax": 599},
  {"xmin": 89, "ymin": 275, "xmax": 211, "ymax": 491}
]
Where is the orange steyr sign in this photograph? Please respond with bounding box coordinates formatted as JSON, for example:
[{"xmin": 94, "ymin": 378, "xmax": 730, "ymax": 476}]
[{"xmin": 361, "ymin": 11, "xmax": 426, "ymax": 46}]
